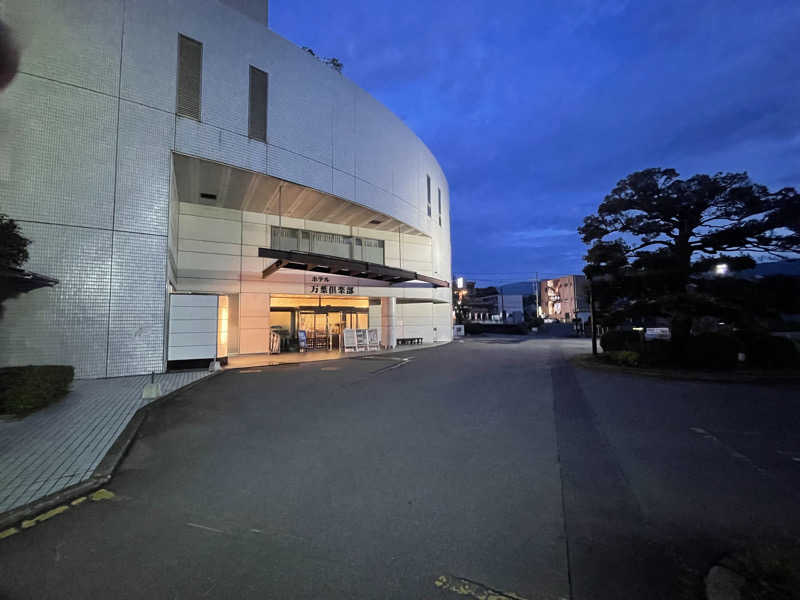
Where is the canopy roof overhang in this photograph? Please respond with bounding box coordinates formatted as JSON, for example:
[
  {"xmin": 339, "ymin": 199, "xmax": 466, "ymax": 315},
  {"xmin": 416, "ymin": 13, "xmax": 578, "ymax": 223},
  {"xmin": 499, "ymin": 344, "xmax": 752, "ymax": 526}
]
[
  {"xmin": 258, "ymin": 248, "xmax": 450, "ymax": 288},
  {"xmin": 173, "ymin": 153, "xmax": 425, "ymax": 236}
]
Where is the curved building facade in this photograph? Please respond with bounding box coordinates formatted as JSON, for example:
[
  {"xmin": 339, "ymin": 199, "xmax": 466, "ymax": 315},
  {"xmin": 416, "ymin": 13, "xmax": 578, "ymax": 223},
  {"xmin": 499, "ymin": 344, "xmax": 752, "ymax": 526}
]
[{"xmin": 0, "ymin": 0, "xmax": 452, "ymax": 378}]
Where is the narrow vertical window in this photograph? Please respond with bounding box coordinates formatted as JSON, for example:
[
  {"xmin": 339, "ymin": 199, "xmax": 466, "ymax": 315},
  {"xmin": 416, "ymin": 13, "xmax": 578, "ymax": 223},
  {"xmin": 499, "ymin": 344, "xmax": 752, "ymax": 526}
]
[
  {"xmin": 438, "ymin": 187, "xmax": 442, "ymax": 226},
  {"xmin": 248, "ymin": 66, "xmax": 268, "ymax": 141},
  {"xmin": 177, "ymin": 34, "xmax": 203, "ymax": 120},
  {"xmin": 426, "ymin": 175, "xmax": 432, "ymax": 217}
]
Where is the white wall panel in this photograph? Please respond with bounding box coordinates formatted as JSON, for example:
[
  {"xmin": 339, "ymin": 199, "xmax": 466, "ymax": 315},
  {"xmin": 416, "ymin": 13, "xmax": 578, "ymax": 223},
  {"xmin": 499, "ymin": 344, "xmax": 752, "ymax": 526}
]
[
  {"xmin": 179, "ymin": 214, "xmax": 242, "ymax": 244},
  {"xmin": 107, "ymin": 231, "xmax": 167, "ymax": 376},
  {"xmin": 332, "ymin": 169, "xmax": 356, "ymax": 203},
  {"xmin": 268, "ymin": 145, "xmax": 332, "ymax": 194},
  {"xmin": 168, "ymin": 294, "xmax": 218, "ymax": 360},
  {"xmin": 176, "ymin": 118, "xmax": 267, "ymax": 174},
  {"xmin": 266, "ymin": 45, "xmax": 333, "ymax": 165},
  {"xmin": 0, "ymin": 222, "xmax": 111, "ymax": 378},
  {"xmin": 0, "ymin": 75, "xmax": 117, "ymax": 229},
  {"xmin": 116, "ymin": 101, "xmax": 175, "ymax": 235},
  {"xmin": 5, "ymin": 0, "xmax": 122, "ymax": 96}
]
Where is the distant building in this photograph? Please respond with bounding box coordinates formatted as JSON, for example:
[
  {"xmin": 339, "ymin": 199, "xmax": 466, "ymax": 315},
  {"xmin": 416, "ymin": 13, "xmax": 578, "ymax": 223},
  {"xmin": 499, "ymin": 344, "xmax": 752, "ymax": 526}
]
[
  {"xmin": 456, "ymin": 280, "xmax": 535, "ymax": 324},
  {"xmin": 541, "ymin": 275, "xmax": 589, "ymax": 322}
]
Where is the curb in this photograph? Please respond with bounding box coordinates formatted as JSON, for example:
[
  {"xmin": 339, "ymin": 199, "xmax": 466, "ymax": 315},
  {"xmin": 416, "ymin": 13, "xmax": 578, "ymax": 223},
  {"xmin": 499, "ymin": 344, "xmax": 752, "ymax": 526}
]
[
  {"xmin": 226, "ymin": 341, "xmax": 452, "ymax": 372},
  {"xmin": 570, "ymin": 354, "xmax": 800, "ymax": 384},
  {"xmin": 0, "ymin": 369, "xmax": 224, "ymax": 532}
]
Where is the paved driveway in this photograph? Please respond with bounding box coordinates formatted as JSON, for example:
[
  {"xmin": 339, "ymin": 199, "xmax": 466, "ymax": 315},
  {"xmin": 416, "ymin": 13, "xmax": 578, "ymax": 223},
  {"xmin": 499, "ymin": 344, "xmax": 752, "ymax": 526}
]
[{"xmin": 2, "ymin": 336, "xmax": 799, "ymax": 599}]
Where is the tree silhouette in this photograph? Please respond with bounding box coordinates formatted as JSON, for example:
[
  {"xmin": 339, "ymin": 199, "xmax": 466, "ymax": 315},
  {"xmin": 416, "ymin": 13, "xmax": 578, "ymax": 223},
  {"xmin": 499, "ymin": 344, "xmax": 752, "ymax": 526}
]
[{"xmin": 580, "ymin": 168, "xmax": 799, "ymax": 347}]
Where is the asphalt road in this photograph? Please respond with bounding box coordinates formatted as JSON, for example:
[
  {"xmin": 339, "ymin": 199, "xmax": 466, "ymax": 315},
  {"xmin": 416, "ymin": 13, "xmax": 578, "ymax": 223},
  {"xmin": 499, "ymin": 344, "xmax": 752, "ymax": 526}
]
[{"xmin": 2, "ymin": 336, "xmax": 800, "ymax": 599}]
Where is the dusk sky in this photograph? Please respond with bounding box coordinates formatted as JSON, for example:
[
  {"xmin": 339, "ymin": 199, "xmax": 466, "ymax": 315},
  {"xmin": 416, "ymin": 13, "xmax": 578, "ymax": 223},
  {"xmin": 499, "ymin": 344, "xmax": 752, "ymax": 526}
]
[{"xmin": 272, "ymin": 1, "xmax": 800, "ymax": 286}]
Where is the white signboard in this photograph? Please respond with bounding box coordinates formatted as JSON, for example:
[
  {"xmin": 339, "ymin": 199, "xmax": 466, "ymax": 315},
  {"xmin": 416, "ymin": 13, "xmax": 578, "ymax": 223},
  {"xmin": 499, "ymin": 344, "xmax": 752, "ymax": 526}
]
[
  {"xmin": 367, "ymin": 328, "xmax": 380, "ymax": 350},
  {"xmin": 645, "ymin": 327, "xmax": 671, "ymax": 340},
  {"xmin": 343, "ymin": 328, "xmax": 358, "ymax": 352},
  {"xmin": 356, "ymin": 329, "xmax": 368, "ymax": 348}
]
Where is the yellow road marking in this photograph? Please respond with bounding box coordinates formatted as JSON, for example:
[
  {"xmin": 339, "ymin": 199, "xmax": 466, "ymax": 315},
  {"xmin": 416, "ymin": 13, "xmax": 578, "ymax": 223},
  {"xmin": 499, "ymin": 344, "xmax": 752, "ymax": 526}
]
[
  {"xmin": 2, "ymin": 488, "xmax": 117, "ymax": 542},
  {"xmin": 434, "ymin": 575, "xmax": 529, "ymax": 600},
  {"xmin": 34, "ymin": 505, "xmax": 70, "ymax": 523},
  {"xmin": 19, "ymin": 505, "xmax": 71, "ymax": 530},
  {"xmin": 90, "ymin": 488, "xmax": 115, "ymax": 501}
]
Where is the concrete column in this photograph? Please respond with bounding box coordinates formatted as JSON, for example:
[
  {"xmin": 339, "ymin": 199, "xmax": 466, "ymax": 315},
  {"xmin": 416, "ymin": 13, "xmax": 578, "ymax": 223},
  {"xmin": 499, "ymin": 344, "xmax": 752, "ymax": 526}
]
[
  {"xmin": 239, "ymin": 292, "xmax": 270, "ymax": 354},
  {"xmin": 381, "ymin": 297, "xmax": 397, "ymax": 349}
]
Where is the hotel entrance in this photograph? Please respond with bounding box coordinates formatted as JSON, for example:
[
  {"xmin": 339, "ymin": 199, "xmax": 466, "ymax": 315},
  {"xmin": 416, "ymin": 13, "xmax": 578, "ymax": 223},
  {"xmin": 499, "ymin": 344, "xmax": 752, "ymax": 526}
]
[{"xmin": 270, "ymin": 295, "xmax": 370, "ymax": 352}]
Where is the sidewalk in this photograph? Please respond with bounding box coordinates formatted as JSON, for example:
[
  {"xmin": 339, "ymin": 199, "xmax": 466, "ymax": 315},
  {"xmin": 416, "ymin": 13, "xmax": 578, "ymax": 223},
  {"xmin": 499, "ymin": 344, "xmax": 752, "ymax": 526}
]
[{"xmin": 0, "ymin": 370, "xmax": 210, "ymax": 515}]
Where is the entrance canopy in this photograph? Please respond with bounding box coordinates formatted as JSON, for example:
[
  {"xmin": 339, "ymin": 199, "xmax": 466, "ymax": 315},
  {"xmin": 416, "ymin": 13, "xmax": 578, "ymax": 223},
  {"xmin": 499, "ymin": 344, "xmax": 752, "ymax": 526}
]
[
  {"xmin": 258, "ymin": 247, "xmax": 450, "ymax": 288},
  {"xmin": 173, "ymin": 153, "xmax": 424, "ymax": 236}
]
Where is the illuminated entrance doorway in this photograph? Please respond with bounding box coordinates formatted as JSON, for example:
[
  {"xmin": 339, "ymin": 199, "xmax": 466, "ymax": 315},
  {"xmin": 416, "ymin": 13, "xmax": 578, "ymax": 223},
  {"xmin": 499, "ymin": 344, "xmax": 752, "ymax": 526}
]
[{"xmin": 270, "ymin": 295, "xmax": 369, "ymax": 352}]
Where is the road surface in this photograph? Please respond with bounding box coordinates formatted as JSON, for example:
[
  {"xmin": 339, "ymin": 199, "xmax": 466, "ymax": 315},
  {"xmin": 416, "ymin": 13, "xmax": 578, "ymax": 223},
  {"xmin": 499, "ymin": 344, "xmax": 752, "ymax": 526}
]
[{"xmin": 2, "ymin": 336, "xmax": 799, "ymax": 599}]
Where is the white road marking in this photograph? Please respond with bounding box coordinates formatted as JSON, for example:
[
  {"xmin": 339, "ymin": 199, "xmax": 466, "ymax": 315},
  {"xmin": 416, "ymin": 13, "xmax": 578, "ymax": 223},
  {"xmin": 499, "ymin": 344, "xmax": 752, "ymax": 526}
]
[
  {"xmin": 689, "ymin": 427, "xmax": 767, "ymax": 474},
  {"xmin": 187, "ymin": 522, "xmax": 225, "ymax": 534}
]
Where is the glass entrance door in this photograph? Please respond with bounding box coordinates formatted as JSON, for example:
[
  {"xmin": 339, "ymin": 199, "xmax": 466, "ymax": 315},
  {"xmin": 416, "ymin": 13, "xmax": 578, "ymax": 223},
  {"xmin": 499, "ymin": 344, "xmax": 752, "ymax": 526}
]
[
  {"xmin": 298, "ymin": 311, "xmax": 329, "ymax": 350},
  {"xmin": 344, "ymin": 312, "xmax": 368, "ymax": 330}
]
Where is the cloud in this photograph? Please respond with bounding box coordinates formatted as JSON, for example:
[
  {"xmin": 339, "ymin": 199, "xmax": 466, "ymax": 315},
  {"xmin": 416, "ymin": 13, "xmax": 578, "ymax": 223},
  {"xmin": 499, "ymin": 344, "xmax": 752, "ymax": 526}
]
[{"xmin": 271, "ymin": 0, "xmax": 800, "ymax": 282}]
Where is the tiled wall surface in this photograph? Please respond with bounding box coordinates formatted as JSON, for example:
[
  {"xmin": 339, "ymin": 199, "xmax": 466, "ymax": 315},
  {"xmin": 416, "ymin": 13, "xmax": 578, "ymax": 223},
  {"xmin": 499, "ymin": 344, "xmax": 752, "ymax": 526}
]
[
  {"xmin": 0, "ymin": 222, "xmax": 113, "ymax": 379},
  {"xmin": 1, "ymin": 0, "xmax": 452, "ymax": 377}
]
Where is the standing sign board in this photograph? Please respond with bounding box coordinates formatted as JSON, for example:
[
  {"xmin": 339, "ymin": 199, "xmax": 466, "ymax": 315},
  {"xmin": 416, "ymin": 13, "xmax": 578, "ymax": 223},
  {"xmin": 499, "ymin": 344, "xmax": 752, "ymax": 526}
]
[
  {"xmin": 356, "ymin": 329, "xmax": 367, "ymax": 349},
  {"xmin": 298, "ymin": 330, "xmax": 307, "ymax": 351},
  {"xmin": 343, "ymin": 329, "xmax": 358, "ymax": 352},
  {"xmin": 367, "ymin": 328, "xmax": 379, "ymax": 350}
]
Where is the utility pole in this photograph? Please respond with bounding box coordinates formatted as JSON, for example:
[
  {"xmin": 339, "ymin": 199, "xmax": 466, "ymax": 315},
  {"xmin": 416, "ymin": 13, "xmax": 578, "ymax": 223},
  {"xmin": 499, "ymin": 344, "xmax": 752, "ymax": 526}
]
[
  {"xmin": 533, "ymin": 272, "xmax": 539, "ymax": 318},
  {"xmin": 589, "ymin": 277, "xmax": 598, "ymax": 355}
]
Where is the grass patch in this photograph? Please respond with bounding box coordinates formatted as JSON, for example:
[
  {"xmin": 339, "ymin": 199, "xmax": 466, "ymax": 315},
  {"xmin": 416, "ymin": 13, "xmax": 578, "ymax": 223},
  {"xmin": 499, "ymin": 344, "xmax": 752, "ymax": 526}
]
[{"xmin": 0, "ymin": 366, "xmax": 74, "ymax": 416}]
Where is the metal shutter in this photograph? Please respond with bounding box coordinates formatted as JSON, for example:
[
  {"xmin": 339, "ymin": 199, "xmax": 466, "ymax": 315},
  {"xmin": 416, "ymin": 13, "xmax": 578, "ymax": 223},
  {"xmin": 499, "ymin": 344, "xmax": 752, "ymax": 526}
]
[
  {"xmin": 249, "ymin": 66, "xmax": 268, "ymax": 141},
  {"xmin": 177, "ymin": 35, "xmax": 202, "ymax": 120}
]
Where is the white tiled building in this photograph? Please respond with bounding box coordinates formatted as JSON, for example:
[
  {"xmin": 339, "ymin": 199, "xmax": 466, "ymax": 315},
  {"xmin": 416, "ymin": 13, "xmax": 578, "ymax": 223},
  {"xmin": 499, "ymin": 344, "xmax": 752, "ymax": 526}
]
[{"xmin": 0, "ymin": 0, "xmax": 452, "ymax": 378}]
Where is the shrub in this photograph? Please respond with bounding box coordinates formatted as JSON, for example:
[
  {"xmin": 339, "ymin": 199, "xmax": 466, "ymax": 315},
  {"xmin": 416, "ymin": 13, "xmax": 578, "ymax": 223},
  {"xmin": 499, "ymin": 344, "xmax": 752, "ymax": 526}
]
[
  {"xmin": 600, "ymin": 330, "xmax": 641, "ymax": 352},
  {"xmin": 0, "ymin": 365, "xmax": 74, "ymax": 415},
  {"xmin": 639, "ymin": 339, "xmax": 674, "ymax": 367},
  {"xmin": 685, "ymin": 333, "xmax": 740, "ymax": 370},
  {"xmin": 605, "ymin": 350, "xmax": 640, "ymax": 367},
  {"xmin": 737, "ymin": 332, "xmax": 799, "ymax": 369}
]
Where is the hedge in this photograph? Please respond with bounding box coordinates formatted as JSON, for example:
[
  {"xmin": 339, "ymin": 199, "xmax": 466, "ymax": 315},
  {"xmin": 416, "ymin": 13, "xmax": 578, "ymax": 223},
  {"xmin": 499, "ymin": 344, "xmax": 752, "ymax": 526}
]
[
  {"xmin": 600, "ymin": 330, "xmax": 641, "ymax": 352},
  {"xmin": 0, "ymin": 365, "xmax": 74, "ymax": 415},
  {"xmin": 737, "ymin": 332, "xmax": 799, "ymax": 369},
  {"xmin": 638, "ymin": 339, "xmax": 673, "ymax": 367},
  {"xmin": 605, "ymin": 350, "xmax": 640, "ymax": 367},
  {"xmin": 684, "ymin": 333, "xmax": 741, "ymax": 370}
]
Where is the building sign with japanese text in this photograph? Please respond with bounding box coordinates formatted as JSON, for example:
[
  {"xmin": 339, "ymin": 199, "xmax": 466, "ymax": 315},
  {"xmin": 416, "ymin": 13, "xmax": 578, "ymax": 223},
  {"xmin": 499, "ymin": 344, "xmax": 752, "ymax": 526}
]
[{"xmin": 306, "ymin": 275, "xmax": 355, "ymax": 295}]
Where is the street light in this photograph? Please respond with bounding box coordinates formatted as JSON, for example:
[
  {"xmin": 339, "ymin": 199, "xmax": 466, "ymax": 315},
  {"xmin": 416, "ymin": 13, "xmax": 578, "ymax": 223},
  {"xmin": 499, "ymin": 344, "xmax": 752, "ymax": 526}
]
[{"xmin": 714, "ymin": 263, "xmax": 729, "ymax": 276}]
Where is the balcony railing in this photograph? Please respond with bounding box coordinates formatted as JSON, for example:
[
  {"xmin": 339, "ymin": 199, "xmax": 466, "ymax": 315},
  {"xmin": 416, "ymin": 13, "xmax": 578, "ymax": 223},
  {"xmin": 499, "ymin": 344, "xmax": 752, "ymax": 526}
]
[{"xmin": 271, "ymin": 227, "xmax": 385, "ymax": 265}]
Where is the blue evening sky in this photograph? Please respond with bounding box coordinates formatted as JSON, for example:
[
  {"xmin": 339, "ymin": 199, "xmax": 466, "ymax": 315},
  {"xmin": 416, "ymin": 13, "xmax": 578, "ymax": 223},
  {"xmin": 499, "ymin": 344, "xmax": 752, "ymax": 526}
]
[{"xmin": 272, "ymin": 1, "xmax": 800, "ymax": 286}]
